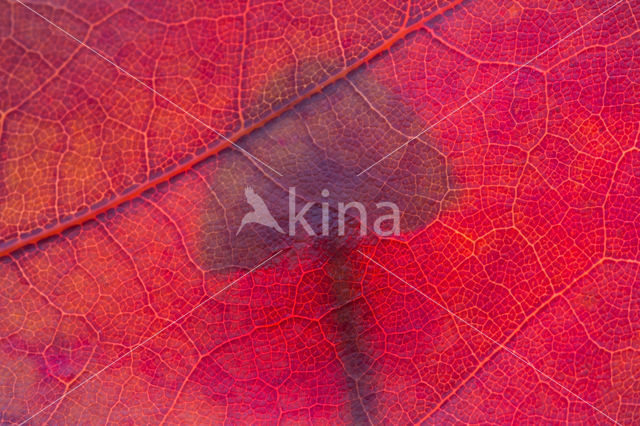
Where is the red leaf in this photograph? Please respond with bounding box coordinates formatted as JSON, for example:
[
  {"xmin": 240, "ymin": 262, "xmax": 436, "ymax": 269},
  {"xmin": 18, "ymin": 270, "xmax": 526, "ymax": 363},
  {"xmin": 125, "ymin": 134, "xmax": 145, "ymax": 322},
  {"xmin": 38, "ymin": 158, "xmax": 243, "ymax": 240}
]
[{"xmin": 1, "ymin": 0, "xmax": 639, "ymax": 423}]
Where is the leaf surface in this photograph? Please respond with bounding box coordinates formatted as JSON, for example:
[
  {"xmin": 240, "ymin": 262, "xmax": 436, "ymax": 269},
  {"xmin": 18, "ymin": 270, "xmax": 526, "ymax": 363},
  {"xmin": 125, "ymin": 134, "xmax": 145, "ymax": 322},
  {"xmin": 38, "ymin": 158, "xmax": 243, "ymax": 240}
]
[{"xmin": 1, "ymin": 0, "xmax": 639, "ymax": 424}]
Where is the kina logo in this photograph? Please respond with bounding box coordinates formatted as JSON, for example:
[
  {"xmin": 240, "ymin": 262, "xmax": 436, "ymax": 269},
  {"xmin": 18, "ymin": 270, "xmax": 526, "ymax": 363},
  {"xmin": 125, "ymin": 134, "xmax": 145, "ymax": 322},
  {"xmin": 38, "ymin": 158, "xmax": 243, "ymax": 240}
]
[
  {"xmin": 236, "ymin": 187, "xmax": 285, "ymax": 235},
  {"xmin": 236, "ymin": 186, "xmax": 400, "ymax": 237}
]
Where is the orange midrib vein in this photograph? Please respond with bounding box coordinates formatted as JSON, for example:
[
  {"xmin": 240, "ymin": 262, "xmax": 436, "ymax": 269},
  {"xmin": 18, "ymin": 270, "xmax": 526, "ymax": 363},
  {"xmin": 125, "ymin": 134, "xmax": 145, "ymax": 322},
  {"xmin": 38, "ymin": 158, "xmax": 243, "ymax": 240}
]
[{"xmin": 0, "ymin": 0, "xmax": 465, "ymax": 258}]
